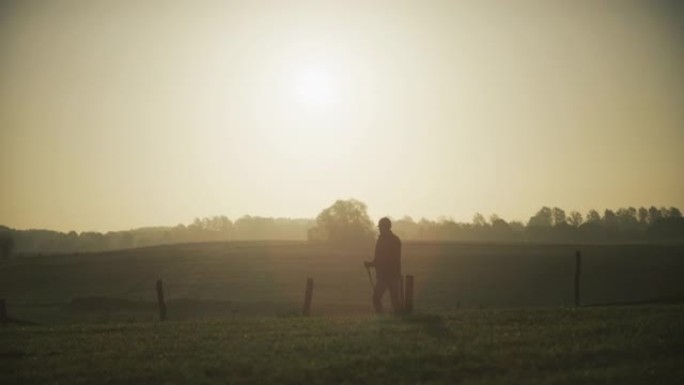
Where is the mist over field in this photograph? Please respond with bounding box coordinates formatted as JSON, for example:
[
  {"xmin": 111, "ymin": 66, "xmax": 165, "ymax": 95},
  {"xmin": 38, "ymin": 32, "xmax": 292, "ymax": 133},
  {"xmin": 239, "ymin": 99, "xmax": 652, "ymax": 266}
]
[{"xmin": 2, "ymin": 200, "xmax": 684, "ymax": 256}]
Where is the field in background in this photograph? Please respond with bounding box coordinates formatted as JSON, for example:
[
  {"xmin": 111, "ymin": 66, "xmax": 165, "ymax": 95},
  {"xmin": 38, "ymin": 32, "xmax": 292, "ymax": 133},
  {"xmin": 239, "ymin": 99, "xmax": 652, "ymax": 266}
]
[{"xmin": 1, "ymin": 241, "xmax": 683, "ymax": 324}]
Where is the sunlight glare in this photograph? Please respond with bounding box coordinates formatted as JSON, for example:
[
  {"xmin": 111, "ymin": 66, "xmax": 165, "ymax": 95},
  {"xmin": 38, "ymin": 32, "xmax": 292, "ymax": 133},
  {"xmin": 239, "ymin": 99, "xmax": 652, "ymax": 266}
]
[{"xmin": 292, "ymin": 67, "xmax": 336, "ymax": 109}]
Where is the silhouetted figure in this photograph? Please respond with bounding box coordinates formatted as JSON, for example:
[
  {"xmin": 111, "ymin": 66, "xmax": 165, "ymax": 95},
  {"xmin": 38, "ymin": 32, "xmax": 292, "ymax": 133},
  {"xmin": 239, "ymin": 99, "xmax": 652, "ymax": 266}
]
[{"xmin": 365, "ymin": 217, "xmax": 402, "ymax": 314}]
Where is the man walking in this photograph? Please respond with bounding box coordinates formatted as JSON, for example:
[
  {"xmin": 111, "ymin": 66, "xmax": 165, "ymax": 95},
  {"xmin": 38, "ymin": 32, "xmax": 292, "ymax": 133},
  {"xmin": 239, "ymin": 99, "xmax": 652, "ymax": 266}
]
[{"xmin": 365, "ymin": 217, "xmax": 402, "ymax": 314}]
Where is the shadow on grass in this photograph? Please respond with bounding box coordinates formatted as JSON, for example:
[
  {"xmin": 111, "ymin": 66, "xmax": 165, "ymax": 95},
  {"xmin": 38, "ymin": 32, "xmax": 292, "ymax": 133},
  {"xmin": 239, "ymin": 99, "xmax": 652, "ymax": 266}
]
[{"xmin": 398, "ymin": 313, "xmax": 452, "ymax": 339}]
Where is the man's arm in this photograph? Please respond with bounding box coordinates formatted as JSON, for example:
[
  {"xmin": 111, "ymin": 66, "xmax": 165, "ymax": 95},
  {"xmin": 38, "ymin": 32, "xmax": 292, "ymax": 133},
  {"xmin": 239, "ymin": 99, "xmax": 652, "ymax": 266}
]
[{"xmin": 365, "ymin": 239, "xmax": 381, "ymax": 267}]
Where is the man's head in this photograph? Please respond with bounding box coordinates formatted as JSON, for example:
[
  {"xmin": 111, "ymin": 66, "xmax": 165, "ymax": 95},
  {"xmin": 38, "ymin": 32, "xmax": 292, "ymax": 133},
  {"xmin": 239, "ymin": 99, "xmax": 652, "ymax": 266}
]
[{"xmin": 378, "ymin": 217, "xmax": 392, "ymax": 234}]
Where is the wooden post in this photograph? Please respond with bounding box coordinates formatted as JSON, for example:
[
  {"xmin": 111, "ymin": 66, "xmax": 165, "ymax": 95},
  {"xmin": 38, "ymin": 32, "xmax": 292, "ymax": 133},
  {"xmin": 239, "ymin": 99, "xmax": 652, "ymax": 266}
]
[
  {"xmin": 0, "ymin": 299, "xmax": 6, "ymax": 327},
  {"xmin": 302, "ymin": 278, "xmax": 313, "ymax": 316},
  {"xmin": 399, "ymin": 276, "xmax": 405, "ymax": 309},
  {"xmin": 404, "ymin": 275, "xmax": 414, "ymax": 314},
  {"xmin": 574, "ymin": 251, "xmax": 582, "ymax": 307},
  {"xmin": 156, "ymin": 280, "xmax": 167, "ymax": 321}
]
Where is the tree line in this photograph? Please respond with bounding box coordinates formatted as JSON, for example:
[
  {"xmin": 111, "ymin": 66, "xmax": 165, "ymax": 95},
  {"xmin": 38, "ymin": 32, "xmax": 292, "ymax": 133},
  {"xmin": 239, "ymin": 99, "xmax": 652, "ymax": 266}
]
[
  {"xmin": 1, "ymin": 201, "xmax": 683, "ymax": 257},
  {"xmin": 390, "ymin": 206, "xmax": 684, "ymax": 243},
  {"xmin": 0, "ymin": 216, "xmax": 313, "ymax": 256}
]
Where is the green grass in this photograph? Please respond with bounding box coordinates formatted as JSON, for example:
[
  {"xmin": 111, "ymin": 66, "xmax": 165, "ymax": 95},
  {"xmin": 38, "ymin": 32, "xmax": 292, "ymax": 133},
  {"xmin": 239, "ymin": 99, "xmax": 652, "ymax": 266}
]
[
  {"xmin": 2, "ymin": 242, "xmax": 683, "ymax": 383},
  {"xmin": 2, "ymin": 305, "xmax": 683, "ymax": 384}
]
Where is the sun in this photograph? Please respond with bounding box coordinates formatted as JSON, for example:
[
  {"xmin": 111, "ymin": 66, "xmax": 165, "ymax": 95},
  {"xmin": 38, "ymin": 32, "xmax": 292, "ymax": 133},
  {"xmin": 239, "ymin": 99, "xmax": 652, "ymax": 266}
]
[
  {"xmin": 291, "ymin": 67, "xmax": 337, "ymax": 109},
  {"xmin": 252, "ymin": 61, "xmax": 362, "ymax": 162}
]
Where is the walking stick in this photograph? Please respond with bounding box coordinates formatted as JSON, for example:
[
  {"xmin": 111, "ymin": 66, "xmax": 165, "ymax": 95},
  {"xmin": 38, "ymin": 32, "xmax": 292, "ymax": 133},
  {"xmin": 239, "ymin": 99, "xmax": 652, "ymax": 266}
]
[{"xmin": 365, "ymin": 264, "xmax": 375, "ymax": 288}]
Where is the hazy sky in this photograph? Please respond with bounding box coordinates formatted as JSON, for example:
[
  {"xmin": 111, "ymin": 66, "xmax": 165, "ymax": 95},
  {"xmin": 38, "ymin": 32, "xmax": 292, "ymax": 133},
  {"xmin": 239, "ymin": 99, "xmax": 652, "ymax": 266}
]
[{"xmin": 1, "ymin": 0, "xmax": 683, "ymax": 232}]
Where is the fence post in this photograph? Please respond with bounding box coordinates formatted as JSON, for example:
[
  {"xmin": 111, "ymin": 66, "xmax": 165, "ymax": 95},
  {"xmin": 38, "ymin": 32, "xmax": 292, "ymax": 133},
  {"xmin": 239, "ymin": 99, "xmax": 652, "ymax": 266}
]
[
  {"xmin": 156, "ymin": 280, "xmax": 167, "ymax": 321},
  {"xmin": 574, "ymin": 251, "xmax": 582, "ymax": 307},
  {"xmin": 302, "ymin": 278, "xmax": 314, "ymax": 316},
  {"xmin": 0, "ymin": 299, "xmax": 6, "ymax": 327},
  {"xmin": 399, "ymin": 276, "xmax": 405, "ymax": 309},
  {"xmin": 404, "ymin": 275, "xmax": 414, "ymax": 314}
]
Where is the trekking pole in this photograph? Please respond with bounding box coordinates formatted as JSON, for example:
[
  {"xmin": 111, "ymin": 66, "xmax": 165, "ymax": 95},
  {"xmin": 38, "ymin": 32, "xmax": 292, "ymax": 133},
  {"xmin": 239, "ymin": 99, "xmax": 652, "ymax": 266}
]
[{"xmin": 365, "ymin": 265, "xmax": 375, "ymax": 288}]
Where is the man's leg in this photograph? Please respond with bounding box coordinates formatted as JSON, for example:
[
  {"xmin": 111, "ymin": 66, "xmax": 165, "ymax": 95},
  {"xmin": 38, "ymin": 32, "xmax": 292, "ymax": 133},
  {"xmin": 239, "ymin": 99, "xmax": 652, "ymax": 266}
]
[
  {"xmin": 372, "ymin": 279, "xmax": 388, "ymax": 314},
  {"xmin": 388, "ymin": 278, "xmax": 403, "ymax": 314}
]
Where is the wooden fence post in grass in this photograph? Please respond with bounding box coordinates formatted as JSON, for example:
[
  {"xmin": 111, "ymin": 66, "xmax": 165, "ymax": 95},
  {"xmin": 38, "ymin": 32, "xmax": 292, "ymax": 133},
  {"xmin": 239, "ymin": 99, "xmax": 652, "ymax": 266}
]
[
  {"xmin": 404, "ymin": 275, "xmax": 414, "ymax": 315},
  {"xmin": 303, "ymin": 278, "xmax": 314, "ymax": 316},
  {"xmin": 0, "ymin": 299, "xmax": 6, "ymax": 327},
  {"xmin": 156, "ymin": 279, "xmax": 167, "ymax": 321},
  {"xmin": 574, "ymin": 251, "xmax": 582, "ymax": 307},
  {"xmin": 399, "ymin": 276, "xmax": 405, "ymax": 309}
]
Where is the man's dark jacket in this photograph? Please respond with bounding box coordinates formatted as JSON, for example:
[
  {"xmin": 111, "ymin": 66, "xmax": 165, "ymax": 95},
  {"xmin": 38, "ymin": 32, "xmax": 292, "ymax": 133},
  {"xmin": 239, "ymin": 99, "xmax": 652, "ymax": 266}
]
[{"xmin": 373, "ymin": 231, "xmax": 402, "ymax": 280}]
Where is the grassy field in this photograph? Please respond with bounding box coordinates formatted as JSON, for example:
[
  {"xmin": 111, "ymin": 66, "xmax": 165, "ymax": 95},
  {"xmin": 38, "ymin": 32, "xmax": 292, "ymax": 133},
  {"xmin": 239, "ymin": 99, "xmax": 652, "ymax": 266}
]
[
  {"xmin": 1, "ymin": 241, "xmax": 683, "ymax": 383},
  {"xmin": 2, "ymin": 305, "xmax": 683, "ymax": 384},
  {"xmin": 0, "ymin": 241, "xmax": 683, "ymax": 323}
]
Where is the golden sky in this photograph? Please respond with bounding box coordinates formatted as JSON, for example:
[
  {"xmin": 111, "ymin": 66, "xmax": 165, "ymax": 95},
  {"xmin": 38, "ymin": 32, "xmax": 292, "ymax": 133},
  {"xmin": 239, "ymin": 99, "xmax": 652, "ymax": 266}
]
[{"xmin": 1, "ymin": 0, "xmax": 683, "ymax": 232}]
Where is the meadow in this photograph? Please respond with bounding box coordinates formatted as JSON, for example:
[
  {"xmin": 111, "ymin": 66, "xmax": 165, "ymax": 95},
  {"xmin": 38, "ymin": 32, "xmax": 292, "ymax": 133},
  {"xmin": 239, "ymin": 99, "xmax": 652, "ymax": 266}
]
[
  {"xmin": 1, "ymin": 241, "xmax": 683, "ymax": 323},
  {"xmin": 1, "ymin": 241, "xmax": 683, "ymax": 384},
  {"xmin": 1, "ymin": 306, "xmax": 683, "ymax": 384}
]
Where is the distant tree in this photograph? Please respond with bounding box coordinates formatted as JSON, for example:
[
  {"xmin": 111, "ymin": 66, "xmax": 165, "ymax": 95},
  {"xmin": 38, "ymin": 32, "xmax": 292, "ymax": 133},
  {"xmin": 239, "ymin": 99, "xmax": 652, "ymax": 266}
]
[
  {"xmin": 201, "ymin": 217, "xmax": 212, "ymax": 230},
  {"xmin": 392, "ymin": 216, "xmax": 418, "ymax": 240},
  {"xmin": 0, "ymin": 234, "xmax": 15, "ymax": 259},
  {"xmin": 307, "ymin": 199, "xmax": 375, "ymax": 246},
  {"xmin": 568, "ymin": 211, "xmax": 583, "ymax": 227},
  {"xmin": 667, "ymin": 207, "xmax": 682, "ymax": 218},
  {"xmin": 64, "ymin": 230, "xmax": 79, "ymax": 251},
  {"xmin": 603, "ymin": 209, "xmax": 617, "ymax": 225},
  {"xmin": 552, "ymin": 221, "xmax": 575, "ymax": 242},
  {"xmin": 600, "ymin": 209, "xmax": 620, "ymax": 240},
  {"xmin": 191, "ymin": 217, "xmax": 203, "ymax": 229},
  {"xmin": 637, "ymin": 207, "xmax": 649, "ymax": 225},
  {"xmin": 628, "ymin": 207, "xmax": 638, "ymax": 219},
  {"xmin": 119, "ymin": 232, "xmax": 135, "ymax": 249},
  {"xmin": 218, "ymin": 216, "xmax": 233, "ymax": 232},
  {"xmin": 234, "ymin": 216, "xmax": 277, "ymax": 240},
  {"xmin": 491, "ymin": 218, "xmax": 515, "ymax": 241},
  {"xmin": 526, "ymin": 207, "xmax": 554, "ymax": 242},
  {"xmin": 473, "ymin": 213, "xmax": 488, "ymax": 227},
  {"xmin": 648, "ymin": 212, "xmax": 684, "ymax": 240},
  {"xmin": 616, "ymin": 207, "xmax": 638, "ymax": 229},
  {"xmin": 586, "ymin": 209, "xmax": 601, "ymax": 223},
  {"xmin": 528, "ymin": 207, "xmax": 553, "ymax": 227},
  {"xmin": 659, "ymin": 207, "xmax": 671, "ymax": 219},
  {"xmin": 648, "ymin": 206, "xmax": 662, "ymax": 224},
  {"xmin": 79, "ymin": 232, "xmax": 105, "ymax": 251},
  {"xmin": 507, "ymin": 221, "xmax": 526, "ymax": 241},
  {"xmin": 508, "ymin": 221, "xmax": 525, "ymax": 232},
  {"xmin": 193, "ymin": 215, "xmax": 234, "ymax": 241},
  {"xmin": 416, "ymin": 218, "xmax": 437, "ymax": 240},
  {"xmin": 551, "ymin": 207, "xmax": 566, "ymax": 225}
]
